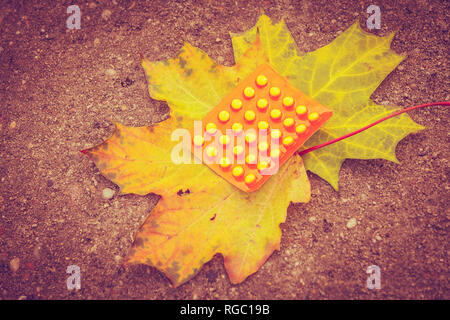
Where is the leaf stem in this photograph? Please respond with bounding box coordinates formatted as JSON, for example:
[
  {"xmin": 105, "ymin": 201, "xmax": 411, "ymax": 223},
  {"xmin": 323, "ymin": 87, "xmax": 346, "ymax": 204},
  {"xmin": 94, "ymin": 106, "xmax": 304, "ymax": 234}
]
[{"xmin": 298, "ymin": 101, "xmax": 450, "ymax": 156}]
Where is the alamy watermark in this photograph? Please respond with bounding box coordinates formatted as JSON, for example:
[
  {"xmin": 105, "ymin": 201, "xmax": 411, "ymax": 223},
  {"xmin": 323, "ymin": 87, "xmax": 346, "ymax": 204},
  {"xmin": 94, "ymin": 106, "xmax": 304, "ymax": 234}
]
[
  {"xmin": 66, "ymin": 265, "xmax": 81, "ymax": 290},
  {"xmin": 66, "ymin": 5, "xmax": 81, "ymax": 30},
  {"xmin": 170, "ymin": 121, "xmax": 280, "ymax": 175},
  {"xmin": 366, "ymin": 5, "xmax": 381, "ymax": 30},
  {"xmin": 366, "ymin": 265, "xmax": 381, "ymax": 290}
]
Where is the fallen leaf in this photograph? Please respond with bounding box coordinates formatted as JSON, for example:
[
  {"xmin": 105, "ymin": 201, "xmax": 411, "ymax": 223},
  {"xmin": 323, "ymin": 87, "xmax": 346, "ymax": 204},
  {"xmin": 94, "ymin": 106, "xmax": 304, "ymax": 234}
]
[
  {"xmin": 83, "ymin": 38, "xmax": 311, "ymax": 286},
  {"xmin": 231, "ymin": 15, "xmax": 424, "ymax": 189}
]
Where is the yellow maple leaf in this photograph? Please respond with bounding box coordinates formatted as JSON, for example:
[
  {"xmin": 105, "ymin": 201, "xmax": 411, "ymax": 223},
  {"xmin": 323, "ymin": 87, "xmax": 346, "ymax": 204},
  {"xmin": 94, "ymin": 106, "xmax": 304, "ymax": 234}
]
[{"xmin": 83, "ymin": 38, "xmax": 311, "ymax": 286}]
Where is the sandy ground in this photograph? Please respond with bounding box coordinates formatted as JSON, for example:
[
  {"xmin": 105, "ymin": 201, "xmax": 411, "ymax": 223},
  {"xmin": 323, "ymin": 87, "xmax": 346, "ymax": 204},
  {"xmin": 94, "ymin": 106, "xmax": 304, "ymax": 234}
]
[{"xmin": 0, "ymin": 0, "xmax": 448, "ymax": 299}]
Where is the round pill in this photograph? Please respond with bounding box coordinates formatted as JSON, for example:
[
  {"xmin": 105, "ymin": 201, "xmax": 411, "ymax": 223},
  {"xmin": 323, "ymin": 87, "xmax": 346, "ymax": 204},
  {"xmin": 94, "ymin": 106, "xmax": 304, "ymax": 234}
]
[
  {"xmin": 193, "ymin": 135, "xmax": 204, "ymax": 147},
  {"xmin": 296, "ymin": 105, "xmax": 307, "ymax": 116},
  {"xmin": 282, "ymin": 136, "xmax": 294, "ymax": 147},
  {"xmin": 257, "ymin": 161, "xmax": 269, "ymax": 172},
  {"xmin": 270, "ymin": 109, "xmax": 282, "ymax": 120},
  {"xmin": 219, "ymin": 157, "xmax": 231, "ymax": 169},
  {"xmin": 245, "ymin": 174, "xmax": 256, "ymax": 185},
  {"xmin": 257, "ymin": 98, "xmax": 268, "ymax": 111},
  {"xmin": 283, "ymin": 117, "xmax": 295, "ymax": 128},
  {"xmin": 246, "ymin": 154, "xmax": 257, "ymax": 164},
  {"xmin": 233, "ymin": 145, "xmax": 244, "ymax": 156},
  {"xmin": 258, "ymin": 142, "xmax": 269, "ymax": 152},
  {"xmin": 245, "ymin": 132, "xmax": 257, "ymax": 144},
  {"xmin": 256, "ymin": 75, "xmax": 268, "ymax": 87},
  {"xmin": 295, "ymin": 124, "xmax": 307, "ymax": 134},
  {"xmin": 219, "ymin": 135, "xmax": 230, "ymax": 145},
  {"xmin": 206, "ymin": 122, "xmax": 217, "ymax": 135},
  {"xmin": 232, "ymin": 122, "xmax": 243, "ymax": 134},
  {"xmin": 243, "ymin": 86, "xmax": 255, "ymax": 99},
  {"xmin": 282, "ymin": 96, "xmax": 294, "ymax": 108},
  {"xmin": 232, "ymin": 166, "xmax": 244, "ymax": 178},
  {"xmin": 271, "ymin": 129, "xmax": 281, "ymax": 139},
  {"xmin": 206, "ymin": 146, "xmax": 217, "ymax": 158},
  {"xmin": 258, "ymin": 121, "xmax": 269, "ymax": 130},
  {"xmin": 218, "ymin": 110, "xmax": 230, "ymax": 122},
  {"xmin": 308, "ymin": 112, "xmax": 319, "ymax": 121},
  {"xmin": 270, "ymin": 149, "xmax": 280, "ymax": 158},
  {"xmin": 269, "ymin": 87, "xmax": 281, "ymax": 98},
  {"xmin": 231, "ymin": 98, "xmax": 243, "ymax": 111},
  {"xmin": 244, "ymin": 110, "xmax": 256, "ymax": 122}
]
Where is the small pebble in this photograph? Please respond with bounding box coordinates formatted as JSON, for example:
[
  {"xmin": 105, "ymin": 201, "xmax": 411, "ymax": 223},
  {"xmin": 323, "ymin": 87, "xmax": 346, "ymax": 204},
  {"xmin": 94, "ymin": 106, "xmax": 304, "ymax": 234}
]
[
  {"xmin": 10, "ymin": 257, "xmax": 20, "ymax": 272},
  {"xmin": 106, "ymin": 68, "xmax": 116, "ymax": 76},
  {"xmin": 94, "ymin": 38, "xmax": 100, "ymax": 46},
  {"xmin": 101, "ymin": 9, "xmax": 112, "ymax": 21},
  {"xmin": 102, "ymin": 187, "xmax": 115, "ymax": 200},
  {"xmin": 9, "ymin": 121, "xmax": 16, "ymax": 129},
  {"xmin": 346, "ymin": 218, "xmax": 357, "ymax": 229}
]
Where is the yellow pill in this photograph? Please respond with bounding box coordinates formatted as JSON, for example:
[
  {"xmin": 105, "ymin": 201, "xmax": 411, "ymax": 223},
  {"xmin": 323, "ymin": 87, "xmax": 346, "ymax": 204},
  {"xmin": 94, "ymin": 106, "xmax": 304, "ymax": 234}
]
[
  {"xmin": 296, "ymin": 124, "xmax": 307, "ymax": 134},
  {"xmin": 296, "ymin": 105, "xmax": 307, "ymax": 116},
  {"xmin": 257, "ymin": 98, "xmax": 268, "ymax": 111},
  {"xmin": 270, "ymin": 109, "xmax": 282, "ymax": 120},
  {"xmin": 282, "ymin": 96, "xmax": 294, "ymax": 107},
  {"xmin": 270, "ymin": 149, "xmax": 280, "ymax": 158},
  {"xmin": 219, "ymin": 135, "xmax": 230, "ymax": 145},
  {"xmin": 308, "ymin": 112, "xmax": 319, "ymax": 122},
  {"xmin": 243, "ymin": 86, "xmax": 255, "ymax": 99},
  {"xmin": 245, "ymin": 132, "xmax": 257, "ymax": 144},
  {"xmin": 245, "ymin": 174, "xmax": 256, "ymax": 185},
  {"xmin": 244, "ymin": 110, "xmax": 256, "ymax": 122},
  {"xmin": 206, "ymin": 146, "xmax": 217, "ymax": 158},
  {"xmin": 258, "ymin": 142, "xmax": 269, "ymax": 152},
  {"xmin": 232, "ymin": 122, "xmax": 243, "ymax": 134},
  {"xmin": 233, "ymin": 145, "xmax": 244, "ymax": 156},
  {"xmin": 258, "ymin": 121, "xmax": 269, "ymax": 130},
  {"xmin": 232, "ymin": 166, "xmax": 244, "ymax": 178},
  {"xmin": 246, "ymin": 154, "xmax": 257, "ymax": 164},
  {"xmin": 283, "ymin": 117, "xmax": 295, "ymax": 128},
  {"xmin": 219, "ymin": 157, "xmax": 231, "ymax": 169},
  {"xmin": 269, "ymin": 87, "xmax": 281, "ymax": 98},
  {"xmin": 257, "ymin": 161, "xmax": 269, "ymax": 171},
  {"xmin": 205, "ymin": 122, "xmax": 217, "ymax": 135},
  {"xmin": 230, "ymin": 98, "xmax": 243, "ymax": 111},
  {"xmin": 271, "ymin": 129, "xmax": 281, "ymax": 139},
  {"xmin": 193, "ymin": 135, "xmax": 204, "ymax": 147},
  {"xmin": 256, "ymin": 74, "xmax": 268, "ymax": 87},
  {"xmin": 218, "ymin": 110, "xmax": 230, "ymax": 122},
  {"xmin": 282, "ymin": 136, "xmax": 294, "ymax": 147}
]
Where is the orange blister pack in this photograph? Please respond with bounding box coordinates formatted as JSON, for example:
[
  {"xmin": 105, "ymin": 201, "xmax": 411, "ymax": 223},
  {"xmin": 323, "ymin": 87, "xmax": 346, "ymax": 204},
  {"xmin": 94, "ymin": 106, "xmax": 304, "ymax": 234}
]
[{"xmin": 190, "ymin": 63, "xmax": 333, "ymax": 192}]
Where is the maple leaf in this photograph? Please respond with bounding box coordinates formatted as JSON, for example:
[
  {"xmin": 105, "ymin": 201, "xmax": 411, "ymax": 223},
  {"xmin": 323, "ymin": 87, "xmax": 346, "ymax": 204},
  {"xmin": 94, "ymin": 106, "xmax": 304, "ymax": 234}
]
[
  {"xmin": 83, "ymin": 38, "xmax": 311, "ymax": 286},
  {"xmin": 231, "ymin": 15, "xmax": 424, "ymax": 189}
]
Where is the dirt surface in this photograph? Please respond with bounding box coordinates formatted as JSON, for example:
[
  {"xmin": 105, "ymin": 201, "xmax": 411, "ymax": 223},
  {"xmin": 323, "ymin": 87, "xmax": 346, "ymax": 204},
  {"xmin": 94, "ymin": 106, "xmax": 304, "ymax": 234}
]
[{"xmin": 0, "ymin": 0, "xmax": 448, "ymax": 300}]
